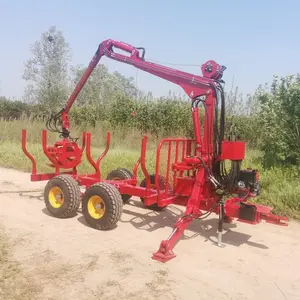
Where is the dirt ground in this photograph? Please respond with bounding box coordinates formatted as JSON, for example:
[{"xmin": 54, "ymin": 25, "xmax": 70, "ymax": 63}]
[{"xmin": 0, "ymin": 167, "xmax": 300, "ymax": 300}]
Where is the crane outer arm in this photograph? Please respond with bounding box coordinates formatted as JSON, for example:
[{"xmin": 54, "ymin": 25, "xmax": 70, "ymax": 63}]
[{"xmin": 63, "ymin": 39, "xmax": 226, "ymax": 113}]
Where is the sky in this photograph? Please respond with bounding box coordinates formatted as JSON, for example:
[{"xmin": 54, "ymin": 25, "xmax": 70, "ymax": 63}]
[{"xmin": 0, "ymin": 0, "xmax": 300, "ymax": 101}]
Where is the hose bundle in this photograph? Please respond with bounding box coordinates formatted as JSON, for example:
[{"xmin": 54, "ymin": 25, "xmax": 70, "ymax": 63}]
[{"xmin": 210, "ymin": 82, "xmax": 241, "ymax": 192}]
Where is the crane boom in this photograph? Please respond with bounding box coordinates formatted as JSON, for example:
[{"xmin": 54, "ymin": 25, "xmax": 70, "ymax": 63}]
[
  {"xmin": 45, "ymin": 38, "xmax": 226, "ymax": 169},
  {"xmin": 63, "ymin": 39, "xmax": 225, "ymax": 114}
]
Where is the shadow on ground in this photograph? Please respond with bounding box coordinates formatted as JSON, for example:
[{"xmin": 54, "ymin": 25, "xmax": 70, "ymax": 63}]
[
  {"xmin": 119, "ymin": 199, "xmax": 268, "ymax": 249},
  {"xmin": 18, "ymin": 191, "xmax": 268, "ymax": 250}
]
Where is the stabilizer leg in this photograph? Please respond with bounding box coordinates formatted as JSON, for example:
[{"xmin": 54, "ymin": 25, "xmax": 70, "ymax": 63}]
[
  {"xmin": 152, "ymin": 215, "xmax": 195, "ymax": 262},
  {"xmin": 217, "ymin": 199, "xmax": 225, "ymax": 248},
  {"xmin": 152, "ymin": 168, "xmax": 206, "ymax": 263}
]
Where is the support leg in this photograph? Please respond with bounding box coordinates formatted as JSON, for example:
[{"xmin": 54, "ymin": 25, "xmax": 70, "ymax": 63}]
[
  {"xmin": 217, "ymin": 200, "xmax": 225, "ymax": 248},
  {"xmin": 152, "ymin": 167, "xmax": 205, "ymax": 263},
  {"xmin": 152, "ymin": 215, "xmax": 195, "ymax": 263}
]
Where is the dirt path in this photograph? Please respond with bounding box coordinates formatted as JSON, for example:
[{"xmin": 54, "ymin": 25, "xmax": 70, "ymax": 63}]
[{"xmin": 0, "ymin": 167, "xmax": 300, "ymax": 300}]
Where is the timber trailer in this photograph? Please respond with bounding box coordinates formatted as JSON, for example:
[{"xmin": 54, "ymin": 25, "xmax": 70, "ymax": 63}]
[{"xmin": 21, "ymin": 39, "xmax": 288, "ymax": 263}]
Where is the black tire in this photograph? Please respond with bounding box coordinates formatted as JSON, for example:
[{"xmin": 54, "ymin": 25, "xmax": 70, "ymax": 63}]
[
  {"xmin": 140, "ymin": 174, "xmax": 169, "ymax": 211},
  {"xmin": 106, "ymin": 168, "xmax": 133, "ymax": 202},
  {"xmin": 82, "ymin": 182, "xmax": 123, "ymax": 230},
  {"xmin": 44, "ymin": 175, "xmax": 81, "ymax": 218}
]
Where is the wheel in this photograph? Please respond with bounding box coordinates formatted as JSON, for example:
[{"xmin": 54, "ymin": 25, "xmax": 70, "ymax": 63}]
[
  {"xmin": 82, "ymin": 182, "xmax": 123, "ymax": 230},
  {"xmin": 106, "ymin": 168, "xmax": 133, "ymax": 203},
  {"xmin": 140, "ymin": 174, "xmax": 169, "ymax": 211},
  {"xmin": 44, "ymin": 174, "xmax": 81, "ymax": 218}
]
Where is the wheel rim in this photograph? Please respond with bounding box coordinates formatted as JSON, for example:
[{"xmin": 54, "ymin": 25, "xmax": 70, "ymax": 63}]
[
  {"xmin": 87, "ymin": 195, "xmax": 106, "ymax": 219},
  {"xmin": 48, "ymin": 187, "xmax": 64, "ymax": 208}
]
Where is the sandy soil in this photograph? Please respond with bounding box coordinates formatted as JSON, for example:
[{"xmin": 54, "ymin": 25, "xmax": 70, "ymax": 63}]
[{"xmin": 0, "ymin": 166, "xmax": 300, "ymax": 300}]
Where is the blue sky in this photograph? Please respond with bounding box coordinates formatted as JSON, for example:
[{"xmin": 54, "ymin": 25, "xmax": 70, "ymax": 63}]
[{"xmin": 1, "ymin": 0, "xmax": 299, "ymax": 101}]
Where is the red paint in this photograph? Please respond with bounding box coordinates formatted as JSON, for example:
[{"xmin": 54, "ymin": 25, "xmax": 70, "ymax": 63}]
[
  {"xmin": 21, "ymin": 39, "xmax": 289, "ymax": 263},
  {"xmin": 219, "ymin": 140, "xmax": 246, "ymax": 160}
]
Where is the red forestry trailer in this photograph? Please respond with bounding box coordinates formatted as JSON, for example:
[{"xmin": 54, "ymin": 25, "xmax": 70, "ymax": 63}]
[{"xmin": 21, "ymin": 39, "xmax": 288, "ymax": 263}]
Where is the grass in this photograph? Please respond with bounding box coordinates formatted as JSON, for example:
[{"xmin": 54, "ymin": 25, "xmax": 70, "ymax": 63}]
[
  {"xmin": 0, "ymin": 119, "xmax": 158, "ymax": 180},
  {"xmin": 0, "ymin": 117, "xmax": 300, "ymax": 220}
]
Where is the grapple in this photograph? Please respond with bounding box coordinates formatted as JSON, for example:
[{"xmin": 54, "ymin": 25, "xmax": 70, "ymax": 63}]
[{"xmin": 45, "ymin": 140, "xmax": 83, "ymax": 169}]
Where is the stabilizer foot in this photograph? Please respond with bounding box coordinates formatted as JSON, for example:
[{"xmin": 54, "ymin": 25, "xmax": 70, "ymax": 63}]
[
  {"xmin": 217, "ymin": 231, "xmax": 225, "ymax": 248},
  {"xmin": 152, "ymin": 240, "xmax": 176, "ymax": 263},
  {"xmin": 151, "ymin": 216, "xmax": 193, "ymax": 263}
]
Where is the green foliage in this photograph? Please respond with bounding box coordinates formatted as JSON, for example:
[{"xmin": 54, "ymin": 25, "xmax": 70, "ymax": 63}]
[
  {"xmin": 0, "ymin": 92, "xmax": 267, "ymax": 146},
  {"xmin": 70, "ymin": 65, "xmax": 140, "ymax": 108},
  {"xmin": 255, "ymin": 166, "xmax": 300, "ymax": 218},
  {"xmin": 257, "ymin": 75, "xmax": 300, "ymax": 168},
  {"xmin": 0, "ymin": 97, "xmax": 30, "ymax": 119},
  {"xmin": 22, "ymin": 26, "xmax": 71, "ymax": 111},
  {"xmin": 224, "ymin": 114, "xmax": 263, "ymax": 148},
  {"xmin": 101, "ymin": 95, "xmax": 196, "ymax": 137}
]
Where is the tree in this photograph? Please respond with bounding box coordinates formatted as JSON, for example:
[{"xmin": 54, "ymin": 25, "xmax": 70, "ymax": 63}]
[
  {"xmin": 257, "ymin": 74, "xmax": 300, "ymax": 168},
  {"xmin": 70, "ymin": 64, "xmax": 142, "ymax": 107},
  {"xmin": 70, "ymin": 64, "xmax": 110, "ymax": 107},
  {"xmin": 22, "ymin": 26, "xmax": 71, "ymax": 112}
]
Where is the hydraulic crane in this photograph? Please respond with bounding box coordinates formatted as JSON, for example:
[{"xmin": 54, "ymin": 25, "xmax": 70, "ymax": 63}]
[{"xmin": 22, "ymin": 39, "xmax": 288, "ymax": 263}]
